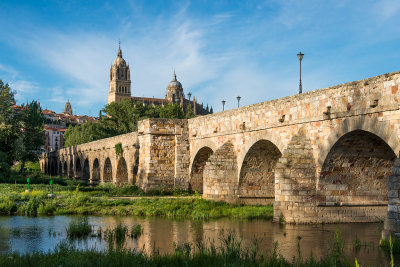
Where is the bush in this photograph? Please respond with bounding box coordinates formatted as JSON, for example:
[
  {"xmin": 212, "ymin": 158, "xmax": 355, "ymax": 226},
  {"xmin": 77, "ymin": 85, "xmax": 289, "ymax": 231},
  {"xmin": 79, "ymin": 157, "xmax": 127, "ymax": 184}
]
[
  {"xmin": 0, "ymin": 195, "xmax": 16, "ymax": 214},
  {"xmin": 38, "ymin": 200, "xmax": 57, "ymax": 215}
]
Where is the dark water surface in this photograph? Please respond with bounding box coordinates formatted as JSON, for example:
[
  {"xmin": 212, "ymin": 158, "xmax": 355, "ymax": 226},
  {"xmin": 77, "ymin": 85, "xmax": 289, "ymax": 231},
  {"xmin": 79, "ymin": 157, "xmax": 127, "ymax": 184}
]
[{"xmin": 0, "ymin": 216, "xmax": 392, "ymax": 266}]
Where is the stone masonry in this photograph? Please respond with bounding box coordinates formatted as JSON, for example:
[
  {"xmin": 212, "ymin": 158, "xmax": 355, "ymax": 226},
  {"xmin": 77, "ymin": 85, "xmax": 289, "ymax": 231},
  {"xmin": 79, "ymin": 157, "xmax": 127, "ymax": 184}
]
[{"xmin": 42, "ymin": 71, "xmax": 400, "ymax": 235}]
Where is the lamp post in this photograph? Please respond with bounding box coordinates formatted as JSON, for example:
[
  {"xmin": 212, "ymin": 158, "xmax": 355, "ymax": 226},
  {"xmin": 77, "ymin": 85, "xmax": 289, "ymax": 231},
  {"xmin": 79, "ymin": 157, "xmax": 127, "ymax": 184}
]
[
  {"xmin": 236, "ymin": 96, "xmax": 241, "ymax": 108},
  {"xmin": 222, "ymin": 100, "xmax": 226, "ymax": 111},
  {"xmin": 297, "ymin": 51, "xmax": 304, "ymax": 94},
  {"xmin": 188, "ymin": 92, "xmax": 192, "ymax": 101}
]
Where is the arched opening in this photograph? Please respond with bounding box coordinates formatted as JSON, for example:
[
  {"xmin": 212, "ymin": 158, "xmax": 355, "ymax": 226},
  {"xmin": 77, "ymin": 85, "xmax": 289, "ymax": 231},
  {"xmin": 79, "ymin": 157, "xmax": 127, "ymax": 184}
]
[
  {"xmin": 319, "ymin": 130, "xmax": 396, "ymax": 205},
  {"xmin": 190, "ymin": 147, "xmax": 213, "ymax": 193},
  {"xmin": 75, "ymin": 158, "xmax": 81, "ymax": 178},
  {"xmin": 69, "ymin": 160, "xmax": 74, "ymax": 178},
  {"xmin": 239, "ymin": 140, "xmax": 282, "ymax": 202},
  {"xmin": 52, "ymin": 161, "xmax": 57, "ymax": 176},
  {"xmin": 92, "ymin": 159, "xmax": 100, "ymax": 182},
  {"xmin": 82, "ymin": 158, "xmax": 90, "ymax": 180},
  {"xmin": 63, "ymin": 161, "xmax": 67, "ymax": 176},
  {"xmin": 58, "ymin": 161, "xmax": 62, "ymax": 176},
  {"xmin": 132, "ymin": 156, "xmax": 139, "ymax": 185},
  {"xmin": 103, "ymin": 158, "xmax": 113, "ymax": 182},
  {"xmin": 116, "ymin": 157, "xmax": 128, "ymax": 184}
]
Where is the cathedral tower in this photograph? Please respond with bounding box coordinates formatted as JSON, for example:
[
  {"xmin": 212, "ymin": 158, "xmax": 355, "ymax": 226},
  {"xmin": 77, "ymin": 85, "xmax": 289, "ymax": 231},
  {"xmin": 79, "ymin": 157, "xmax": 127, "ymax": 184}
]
[
  {"xmin": 63, "ymin": 101, "xmax": 73, "ymax": 115},
  {"xmin": 108, "ymin": 42, "xmax": 131, "ymax": 104},
  {"xmin": 165, "ymin": 71, "xmax": 184, "ymax": 104}
]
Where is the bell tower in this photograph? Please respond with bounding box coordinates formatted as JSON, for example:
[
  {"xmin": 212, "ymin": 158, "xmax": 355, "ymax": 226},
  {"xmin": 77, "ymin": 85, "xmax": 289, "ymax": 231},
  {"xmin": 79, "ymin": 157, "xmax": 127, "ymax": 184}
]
[{"xmin": 108, "ymin": 42, "xmax": 131, "ymax": 104}]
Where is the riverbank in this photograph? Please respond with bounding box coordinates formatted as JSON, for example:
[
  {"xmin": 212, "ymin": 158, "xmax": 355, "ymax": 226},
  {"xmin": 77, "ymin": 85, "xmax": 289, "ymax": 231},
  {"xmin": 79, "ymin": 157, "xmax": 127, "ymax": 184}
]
[{"xmin": 0, "ymin": 183, "xmax": 273, "ymax": 220}]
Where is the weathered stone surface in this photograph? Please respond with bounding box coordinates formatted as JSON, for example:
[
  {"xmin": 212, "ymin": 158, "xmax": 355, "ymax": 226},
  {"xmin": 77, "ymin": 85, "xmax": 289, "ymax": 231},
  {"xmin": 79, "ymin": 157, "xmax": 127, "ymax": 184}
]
[{"xmin": 41, "ymin": 71, "xmax": 400, "ymax": 229}]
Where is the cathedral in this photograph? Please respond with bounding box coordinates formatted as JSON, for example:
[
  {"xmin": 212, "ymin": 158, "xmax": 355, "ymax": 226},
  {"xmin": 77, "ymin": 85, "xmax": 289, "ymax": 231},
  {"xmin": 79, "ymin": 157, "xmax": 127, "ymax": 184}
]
[{"xmin": 108, "ymin": 43, "xmax": 212, "ymax": 115}]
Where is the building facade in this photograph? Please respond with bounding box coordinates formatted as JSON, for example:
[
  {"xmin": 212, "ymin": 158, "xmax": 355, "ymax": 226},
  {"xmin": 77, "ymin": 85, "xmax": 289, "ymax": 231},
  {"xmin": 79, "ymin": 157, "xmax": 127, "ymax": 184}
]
[{"xmin": 107, "ymin": 43, "xmax": 212, "ymax": 115}]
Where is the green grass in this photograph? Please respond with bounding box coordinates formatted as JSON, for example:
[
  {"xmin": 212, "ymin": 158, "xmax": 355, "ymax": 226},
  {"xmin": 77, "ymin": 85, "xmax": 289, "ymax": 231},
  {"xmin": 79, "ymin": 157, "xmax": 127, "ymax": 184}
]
[
  {"xmin": 0, "ymin": 184, "xmax": 273, "ymax": 220},
  {"xmin": 0, "ymin": 165, "xmax": 273, "ymax": 220}
]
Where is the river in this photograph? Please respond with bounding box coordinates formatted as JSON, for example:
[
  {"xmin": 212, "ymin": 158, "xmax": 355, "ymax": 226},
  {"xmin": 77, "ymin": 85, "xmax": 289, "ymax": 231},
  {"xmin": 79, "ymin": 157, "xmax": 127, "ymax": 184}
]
[{"xmin": 0, "ymin": 216, "xmax": 391, "ymax": 265}]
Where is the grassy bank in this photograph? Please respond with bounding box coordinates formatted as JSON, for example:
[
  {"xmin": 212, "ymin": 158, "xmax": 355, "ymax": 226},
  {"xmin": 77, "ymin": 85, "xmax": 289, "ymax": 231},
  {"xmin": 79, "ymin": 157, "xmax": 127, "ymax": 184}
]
[
  {"xmin": 0, "ymin": 164, "xmax": 273, "ymax": 220},
  {"xmin": 0, "ymin": 228, "xmax": 369, "ymax": 267},
  {"xmin": 0, "ymin": 185, "xmax": 273, "ymax": 220}
]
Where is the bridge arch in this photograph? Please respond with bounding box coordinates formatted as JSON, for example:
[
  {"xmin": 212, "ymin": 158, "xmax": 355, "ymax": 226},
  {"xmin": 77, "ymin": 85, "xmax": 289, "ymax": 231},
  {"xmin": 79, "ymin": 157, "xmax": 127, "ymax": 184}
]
[
  {"xmin": 190, "ymin": 146, "xmax": 214, "ymax": 193},
  {"xmin": 69, "ymin": 159, "xmax": 74, "ymax": 178},
  {"xmin": 190, "ymin": 140, "xmax": 217, "ymax": 170},
  {"xmin": 318, "ymin": 117, "xmax": 400, "ymax": 167},
  {"xmin": 319, "ymin": 129, "xmax": 396, "ymax": 205},
  {"xmin": 63, "ymin": 161, "xmax": 67, "ymax": 176},
  {"xmin": 82, "ymin": 158, "xmax": 90, "ymax": 181},
  {"xmin": 132, "ymin": 155, "xmax": 139, "ymax": 185},
  {"xmin": 237, "ymin": 131, "xmax": 285, "ymax": 180},
  {"xmin": 52, "ymin": 161, "xmax": 57, "ymax": 176},
  {"xmin": 103, "ymin": 157, "xmax": 113, "ymax": 182},
  {"xmin": 92, "ymin": 158, "xmax": 100, "ymax": 182},
  {"xmin": 116, "ymin": 157, "xmax": 128, "ymax": 184},
  {"xmin": 75, "ymin": 158, "xmax": 82, "ymax": 178},
  {"xmin": 58, "ymin": 161, "xmax": 62, "ymax": 176},
  {"xmin": 238, "ymin": 139, "xmax": 282, "ymax": 202}
]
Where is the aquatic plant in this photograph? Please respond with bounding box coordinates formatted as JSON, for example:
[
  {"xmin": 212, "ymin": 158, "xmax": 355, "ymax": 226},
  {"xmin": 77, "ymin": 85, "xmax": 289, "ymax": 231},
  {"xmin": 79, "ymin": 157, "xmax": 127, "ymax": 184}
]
[
  {"xmin": 66, "ymin": 217, "xmax": 93, "ymax": 238},
  {"xmin": 130, "ymin": 224, "xmax": 142, "ymax": 239}
]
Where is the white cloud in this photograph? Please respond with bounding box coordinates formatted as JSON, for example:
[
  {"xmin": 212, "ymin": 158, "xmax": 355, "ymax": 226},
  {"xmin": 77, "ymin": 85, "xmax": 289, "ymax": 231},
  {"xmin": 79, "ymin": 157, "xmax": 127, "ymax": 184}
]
[
  {"xmin": 0, "ymin": 63, "xmax": 39, "ymax": 103},
  {"xmin": 3, "ymin": 0, "xmax": 400, "ymax": 115}
]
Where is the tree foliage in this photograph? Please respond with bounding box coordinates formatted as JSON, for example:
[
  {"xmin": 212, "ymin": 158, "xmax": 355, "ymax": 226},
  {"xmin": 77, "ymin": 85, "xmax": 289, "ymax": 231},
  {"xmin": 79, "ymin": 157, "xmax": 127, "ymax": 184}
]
[
  {"xmin": 15, "ymin": 101, "xmax": 44, "ymax": 171},
  {"xmin": 64, "ymin": 99, "xmax": 185, "ymax": 147},
  {"xmin": 0, "ymin": 80, "xmax": 44, "ymax": 176},
  {"xmin": 0, "ymin": 80, "xmax": 18, "ymax": 166}
]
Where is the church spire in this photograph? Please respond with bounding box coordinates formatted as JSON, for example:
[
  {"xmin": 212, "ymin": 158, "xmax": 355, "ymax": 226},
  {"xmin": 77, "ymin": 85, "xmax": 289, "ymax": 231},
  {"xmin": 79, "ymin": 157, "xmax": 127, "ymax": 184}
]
[
  {"xmin": 173, "ymin": 69, "xmax": 177, "ymax": 81},
  {"xmin": 117, "ymin": 41, "xmax": 122, "ymax": 58}
]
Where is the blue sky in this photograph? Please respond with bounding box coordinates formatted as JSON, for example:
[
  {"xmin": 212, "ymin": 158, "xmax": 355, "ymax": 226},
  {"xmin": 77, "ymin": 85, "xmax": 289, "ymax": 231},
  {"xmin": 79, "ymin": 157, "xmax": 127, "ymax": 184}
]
[{"xmin": 0, "ymin": 0, "xmax": 399, "ymax": 116}]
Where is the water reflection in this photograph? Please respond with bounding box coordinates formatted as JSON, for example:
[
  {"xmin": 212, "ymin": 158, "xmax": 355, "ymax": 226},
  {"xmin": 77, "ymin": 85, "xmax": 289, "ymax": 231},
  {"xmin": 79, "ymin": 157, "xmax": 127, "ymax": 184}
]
[{"xmin": 0, "ymin": 216, "xmax": 391, "ymax": 266}]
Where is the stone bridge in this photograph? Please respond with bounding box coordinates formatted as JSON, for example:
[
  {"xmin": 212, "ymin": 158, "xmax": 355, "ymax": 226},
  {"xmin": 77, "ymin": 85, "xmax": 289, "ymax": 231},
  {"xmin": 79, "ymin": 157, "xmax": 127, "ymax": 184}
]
[{"xmin": 41, "ymin": 71, "xmax": 400, "ymax": 230}]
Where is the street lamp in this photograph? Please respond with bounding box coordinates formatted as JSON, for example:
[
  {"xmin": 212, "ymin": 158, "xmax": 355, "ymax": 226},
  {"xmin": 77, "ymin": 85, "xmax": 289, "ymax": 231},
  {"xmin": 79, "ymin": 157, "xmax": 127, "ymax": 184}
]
[
  {"xmin": 297, "ymin": 51, "xmax": 304, "ymax": 94},
  {"xmin": 222, "ymin": 100, "xmax": 226, "ymax": 111},
  {"xmin": 188, "ymin": 92, "xmax": 192, "ymax": 101},
  {"xmin": 236, "ymin": 96, "xmax": 241, "ymax": 108}
]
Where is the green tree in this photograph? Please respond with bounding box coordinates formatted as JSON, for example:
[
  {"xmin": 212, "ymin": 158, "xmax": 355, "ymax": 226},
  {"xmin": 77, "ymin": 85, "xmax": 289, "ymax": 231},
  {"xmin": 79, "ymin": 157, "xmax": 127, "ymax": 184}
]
[
  {"xmin": 63, "ymin": 121, "xmax": 120, "ymax": 147},
  {"xmin": 15, "ymin": 101, "xmax": 44, "ymax": 172},
  {"xmin": 0, "ymin": 80, "xmax": 18, "ymax": 166},
  {"xmin": 64, "ymin": 99, "xmax": 187, "ymax": 147},
  {"xmin": 0, "ymin": 150, "xmax": 10, "ymax": 179}
]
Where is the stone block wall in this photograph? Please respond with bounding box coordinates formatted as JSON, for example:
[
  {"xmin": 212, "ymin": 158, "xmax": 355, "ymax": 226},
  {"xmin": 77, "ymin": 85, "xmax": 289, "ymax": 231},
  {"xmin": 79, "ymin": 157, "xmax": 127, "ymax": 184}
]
[
  {"xmin": 203, "ymin": 142, "xmax": 238, "ymax": 202},
  {"xmin": 383, "ymin": 158, "xmax": 400, "ymax": 238},
  {"xmin": 137, "ymin": 118, "xmax": 189, "ymax": 191}
]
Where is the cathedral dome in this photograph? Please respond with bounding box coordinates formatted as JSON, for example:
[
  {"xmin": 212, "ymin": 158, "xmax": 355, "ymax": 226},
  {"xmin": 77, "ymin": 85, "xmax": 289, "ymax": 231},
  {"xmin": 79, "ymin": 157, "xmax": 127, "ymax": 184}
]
[
  {"xmin": 112, "ymin": 43, "xmax": 127, "ymax": 68},
  {"xmin": 167, "ymin": 72, "xmax": 182, "ymax": 88},
  {"xmin": 113, "ymin": 56, "xmax": 127, "ymax": 68}
]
